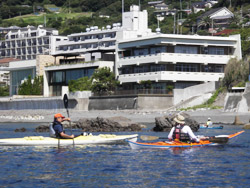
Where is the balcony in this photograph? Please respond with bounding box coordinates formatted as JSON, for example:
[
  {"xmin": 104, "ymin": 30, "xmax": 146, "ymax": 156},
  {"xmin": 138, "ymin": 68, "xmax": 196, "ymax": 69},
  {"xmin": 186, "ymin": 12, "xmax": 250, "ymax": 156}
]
[
  {"xmin": 119, "ymin": 71, "xmax": 224, "ymax": 83},
  {"xmin": 118, "ymin": 53, "xmax": 235, "ymax": 67}
]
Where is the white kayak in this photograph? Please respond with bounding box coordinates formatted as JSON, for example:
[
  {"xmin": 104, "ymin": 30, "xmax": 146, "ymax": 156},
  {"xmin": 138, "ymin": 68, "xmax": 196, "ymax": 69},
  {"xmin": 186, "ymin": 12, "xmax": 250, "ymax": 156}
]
[{"xmin": 0, "ymin": 134, "xmax": 138, "ymax": 146}]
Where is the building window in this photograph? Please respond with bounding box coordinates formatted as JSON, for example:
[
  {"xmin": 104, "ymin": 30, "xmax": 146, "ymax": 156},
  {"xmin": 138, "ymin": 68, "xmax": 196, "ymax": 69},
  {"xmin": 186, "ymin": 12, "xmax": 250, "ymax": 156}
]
[
  {"xmin": 175, "ymin": 46, "xmax": 197, "ymax": 54},
  {"xmin": 134, "ymin": 49, "xmax": 148, "ymax": 56},
  {"xmin": 151, "ymin": 65, "xmax": 166, "ymax": 72},
  {"xmin": 215, "ymin": 65, "xmax": 223, "ymax": 72},
  {"xmin": 175, "ymin": 64, "xmax": 198, "ymax": 72},
  {"xmin": 208, "ymin": 47, "xmax": 224, "ymax": 55}
]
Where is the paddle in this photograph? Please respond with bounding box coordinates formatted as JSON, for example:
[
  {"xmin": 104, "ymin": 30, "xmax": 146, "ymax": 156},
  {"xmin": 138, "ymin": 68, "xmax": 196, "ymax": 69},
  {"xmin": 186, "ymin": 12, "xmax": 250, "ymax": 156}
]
[
  {"xmin": 63, "ymin": 94, "xmax": 75, "ymax": 146},
  {"xmin": 140, "ymin": 135, "xmax": 229, "ymax": 144}
]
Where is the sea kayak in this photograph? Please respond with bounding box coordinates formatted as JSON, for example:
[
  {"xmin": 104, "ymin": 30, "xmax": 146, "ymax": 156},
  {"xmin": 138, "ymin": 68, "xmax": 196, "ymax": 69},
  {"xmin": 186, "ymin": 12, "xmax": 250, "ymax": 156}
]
[
  {"xmin": 0, "ymin": 134, "xmax": 138, "ymax": 146},
  {"xmin": 200, "ymin": 126, "xmax": 223, "ymax": 129},
  {"xmin": 127, "ymin": 131, "xmax": 244, "ymax": 150}
]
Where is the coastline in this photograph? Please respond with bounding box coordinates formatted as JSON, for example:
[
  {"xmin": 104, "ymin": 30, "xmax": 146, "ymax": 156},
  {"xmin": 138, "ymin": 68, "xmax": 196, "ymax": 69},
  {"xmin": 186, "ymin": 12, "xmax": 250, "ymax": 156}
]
[{"xmin": 0, "ymin": 109, "xmax": 249, "ymax": 125}]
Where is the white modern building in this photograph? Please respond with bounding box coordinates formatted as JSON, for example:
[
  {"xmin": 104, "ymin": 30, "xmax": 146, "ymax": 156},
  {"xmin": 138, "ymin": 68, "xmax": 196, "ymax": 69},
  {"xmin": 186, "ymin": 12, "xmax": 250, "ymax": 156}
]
[
  {"xmin": 0, "ymin": 25, "xmax": 66, "ymax": 60},
  {"xmin": 116, "ymin": 33, "xmax": 242, "ymax": 91},
  {"xmin": 43, "ymin": 5, "xmax": 242, "ymax": 97}
]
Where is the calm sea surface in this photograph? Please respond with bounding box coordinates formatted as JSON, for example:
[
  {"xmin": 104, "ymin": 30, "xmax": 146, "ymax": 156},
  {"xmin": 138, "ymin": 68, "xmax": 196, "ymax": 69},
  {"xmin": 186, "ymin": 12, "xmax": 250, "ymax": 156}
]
[{"xmin": 0, "ymin": 123, "xmax": 249, "ymax": 188}]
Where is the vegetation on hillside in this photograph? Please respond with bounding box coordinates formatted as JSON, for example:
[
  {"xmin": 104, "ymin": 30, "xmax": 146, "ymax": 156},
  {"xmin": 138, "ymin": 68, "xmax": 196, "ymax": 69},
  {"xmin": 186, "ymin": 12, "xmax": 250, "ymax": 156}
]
[{"xmin": 1, "ymin": 0, "xmax": 250, "ymax": 39}]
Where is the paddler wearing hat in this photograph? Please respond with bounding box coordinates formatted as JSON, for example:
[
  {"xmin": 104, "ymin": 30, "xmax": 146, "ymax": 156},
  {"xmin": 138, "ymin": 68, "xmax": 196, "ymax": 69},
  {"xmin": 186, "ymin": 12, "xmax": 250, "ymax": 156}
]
[
  {"xmin": 53, "ymin": 113, "xmax": 74, "ymax": 139},
  {"xmin": 168, "ymin": 114, "xmax": 200, "ymax": 143}
]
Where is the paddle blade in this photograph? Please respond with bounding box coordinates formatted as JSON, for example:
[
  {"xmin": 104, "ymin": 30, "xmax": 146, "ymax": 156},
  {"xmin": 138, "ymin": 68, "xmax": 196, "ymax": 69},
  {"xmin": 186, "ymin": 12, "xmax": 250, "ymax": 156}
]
[
  {"xmin": 63, "ymin": 94, "xmax": 69, "ymax": 109},
  {"xmin": 140, "ymin": 135, "xmax": 160, "ymax": 141},
  {"xmin": 209, "ymin": 136, "xmax": 229, "ymax": 144}
]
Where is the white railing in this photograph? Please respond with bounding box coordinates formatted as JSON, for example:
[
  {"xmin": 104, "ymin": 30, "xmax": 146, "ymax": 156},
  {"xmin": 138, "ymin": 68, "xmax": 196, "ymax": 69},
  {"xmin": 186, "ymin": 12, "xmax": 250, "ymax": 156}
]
[
  {"xmin": 119, "ymin": 71, "xmax": 224, "ymax": 83},
  {"xmin": 118, "ymin": 53, "xmax": 235, "ymax": 66}
]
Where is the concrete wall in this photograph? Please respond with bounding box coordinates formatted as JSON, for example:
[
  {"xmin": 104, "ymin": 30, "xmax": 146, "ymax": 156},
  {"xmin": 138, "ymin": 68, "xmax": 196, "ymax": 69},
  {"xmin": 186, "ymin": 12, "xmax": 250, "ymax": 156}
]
[
  {"xmin": 224, "ymin": 93, "xmax": 243, "ymax": 112},
  {"xmin": 89, "ymin": 95, "xmax": 173, "ymax": 110},
  {"xmin": 0, "ymin": 97, "xmax": 79, "ymax": 110},
  {"xmin": 173, "ymin": 81, "xmax": 217, "ymax": 105},
  {"xmin": 137, "ymin": 95, "xmax": 173, "ymax": 110},
  {"xmin": 89, "ymin": 95, "xmax": 137, "ymax": 110}
]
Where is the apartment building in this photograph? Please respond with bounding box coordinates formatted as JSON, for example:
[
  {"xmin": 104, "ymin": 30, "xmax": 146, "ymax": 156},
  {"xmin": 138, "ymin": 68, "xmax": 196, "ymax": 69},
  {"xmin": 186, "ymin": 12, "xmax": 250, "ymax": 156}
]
[
  {"xmin": 0, "ymin": 26, "xmax": 66, "ymax": 60},
  {"xmin": 44, "ymin": 5, "xmax": 152, "ymax": 96},
  {"xmin": 116, "ymin": 33, "xmax": 242, "ymax": 92}
]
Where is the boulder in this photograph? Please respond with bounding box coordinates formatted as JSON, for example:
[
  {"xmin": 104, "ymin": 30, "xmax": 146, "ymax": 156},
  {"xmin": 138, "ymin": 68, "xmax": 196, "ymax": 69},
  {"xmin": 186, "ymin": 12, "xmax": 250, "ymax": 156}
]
[
  {"xmin": 153, "ymin": 113, "xmax": 200, "ymax": 132},
  {"xmin": 15, "ymin": 127, "xmax": 26, "ymax": 132},
  {"xmin": 35, "ymin": 116, "xmax": 144, "ymax": 132},
  {"xmin": 243, "ymin": 123, "xmax": 250, "ymax": 129},
  {"xmin": 76, "ymin": 116, "xmax": 143, "ymax": 132}
]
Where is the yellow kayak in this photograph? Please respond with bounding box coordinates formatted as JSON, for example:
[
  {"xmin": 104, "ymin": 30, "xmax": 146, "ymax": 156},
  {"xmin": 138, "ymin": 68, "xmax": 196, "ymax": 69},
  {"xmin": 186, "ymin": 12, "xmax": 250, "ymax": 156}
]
[{"xmin": 0, "ymin": 134, "xmax": 138, "ymax": 146}]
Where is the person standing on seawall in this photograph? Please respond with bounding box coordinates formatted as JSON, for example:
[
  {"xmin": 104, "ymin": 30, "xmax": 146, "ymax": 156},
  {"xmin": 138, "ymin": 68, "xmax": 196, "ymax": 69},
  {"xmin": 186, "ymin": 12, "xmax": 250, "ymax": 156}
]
[
  {"xmin": 168, "ymin": 114, "xmax": 200, "ymax": 143},
  {"xmin": 53, "ymin": 113, "xmax": 74, "ymax": 139}
]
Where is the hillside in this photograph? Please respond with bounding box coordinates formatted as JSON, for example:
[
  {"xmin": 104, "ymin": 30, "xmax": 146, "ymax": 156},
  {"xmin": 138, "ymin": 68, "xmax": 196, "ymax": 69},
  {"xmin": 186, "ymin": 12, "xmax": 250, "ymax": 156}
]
[{"xmin": 0, "ymin": 0, "xmax": 250, "ymax": 49}]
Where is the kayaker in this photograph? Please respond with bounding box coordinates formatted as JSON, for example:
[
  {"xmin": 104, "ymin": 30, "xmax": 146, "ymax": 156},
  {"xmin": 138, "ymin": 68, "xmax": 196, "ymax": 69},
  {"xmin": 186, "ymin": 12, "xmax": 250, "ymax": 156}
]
[
  {"xmin": 53, "ymin": 113, "xmax": 75, "ymax": 139},
  {"xmin": 205, "ymin": 117, "xmax": 213, "ymax": 127},
  {"xmin": 168, "ymin": 114, "xmax": 200, "ymax": 143}
]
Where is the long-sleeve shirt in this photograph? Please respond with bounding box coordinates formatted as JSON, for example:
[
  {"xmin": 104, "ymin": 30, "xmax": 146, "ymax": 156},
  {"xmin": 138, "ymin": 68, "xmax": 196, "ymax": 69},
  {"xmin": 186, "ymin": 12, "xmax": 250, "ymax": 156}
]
[{"xmin": 168, "ymin": 125, "xmax": 199, "ymax": 142}]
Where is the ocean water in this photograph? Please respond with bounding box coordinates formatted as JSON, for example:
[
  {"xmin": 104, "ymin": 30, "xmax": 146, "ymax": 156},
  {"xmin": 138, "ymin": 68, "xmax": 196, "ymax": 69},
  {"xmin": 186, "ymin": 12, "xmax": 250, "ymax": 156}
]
[{"xmin": 0, "ymin": 123, "xmax": 249, "ymax": 188}]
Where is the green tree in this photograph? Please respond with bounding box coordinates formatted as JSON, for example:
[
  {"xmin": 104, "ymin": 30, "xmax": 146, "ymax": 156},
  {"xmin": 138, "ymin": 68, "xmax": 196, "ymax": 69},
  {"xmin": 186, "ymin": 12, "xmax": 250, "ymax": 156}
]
[
  {"xmin": 90, "ymin": 67, "xmax": 119, "ymax": 95},
  {"xmin": 18, "ymin": 75, "xmax": 43, "ymax": 95},
  {"xmin": 139, "ymin": 80, "xmax": 152, "ymax": 89},
  {"xmin": 198, "ymin": 16, "xmax": 213, "ymax": 30},
  {"xmin": 222, "ymin": 57, "xmax": 249, "ymax": 89},
  {"xmin": 68, "ymin": 76, "xmax": 92, "ymax": 92},
  {"xmin": 0, "ymin": 86, "xmax": 9, "ymax": 96}
]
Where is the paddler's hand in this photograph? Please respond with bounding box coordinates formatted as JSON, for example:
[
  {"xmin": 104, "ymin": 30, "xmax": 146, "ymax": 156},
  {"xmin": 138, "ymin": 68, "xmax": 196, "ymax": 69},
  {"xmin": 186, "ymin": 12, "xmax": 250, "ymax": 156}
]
[
  {"xmin": 70, "ymin": 134, "xmax": 74, "ymax": 139},
  {"xmin": 63, "ymin": 117, "xmax": 71, "ymax": 121}
]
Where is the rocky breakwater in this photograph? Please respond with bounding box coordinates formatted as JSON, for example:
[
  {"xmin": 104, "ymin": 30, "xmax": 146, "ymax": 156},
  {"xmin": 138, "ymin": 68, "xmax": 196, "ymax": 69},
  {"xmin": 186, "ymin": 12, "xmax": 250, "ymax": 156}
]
[
  {"xmin": 153, "ymin": 113, "xmax": 200, "ymax": 132},
  {"xmin": 36, "ymin": 116, "xmax": 145, "ymax": 132}
]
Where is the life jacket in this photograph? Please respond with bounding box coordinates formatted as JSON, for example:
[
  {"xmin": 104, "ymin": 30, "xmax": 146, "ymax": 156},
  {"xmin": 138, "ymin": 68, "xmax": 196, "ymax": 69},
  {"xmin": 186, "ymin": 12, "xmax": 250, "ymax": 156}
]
[
  {"xmin": 173, "ymin": 125, "xmax": 190, "ymax": 142},
  {"xmin": 49, "ymin": 123, "xmax": 56, "ymax": 138},
  {"xmin": 206, "ymin": 121, "xmax": 213, "ymax": 126},
  {"xmin": 52, "ymin": 121, "xmax": 65, "ymax": 138}
]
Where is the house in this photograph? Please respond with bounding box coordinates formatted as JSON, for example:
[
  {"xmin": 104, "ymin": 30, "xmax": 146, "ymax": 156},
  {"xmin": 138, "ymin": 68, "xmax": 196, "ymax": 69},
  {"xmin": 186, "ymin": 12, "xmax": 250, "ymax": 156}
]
[
  {"xmin": 154, "ymin": 3, "xmax": 168, "ymax": 10},
  {"xmin": 148, "ymin": 1, "xmax": 163, "ymax": 7},
  {"xmin": 192, "ymin": 1, "xmax": 218, "ymax": 13},
  {"xmin": 197, "ymin": 7, "xmax": 234, "ymax": 29},
  {"xmin": 192, "ymin": 2, "xmax": 207, "ymax": 13}
]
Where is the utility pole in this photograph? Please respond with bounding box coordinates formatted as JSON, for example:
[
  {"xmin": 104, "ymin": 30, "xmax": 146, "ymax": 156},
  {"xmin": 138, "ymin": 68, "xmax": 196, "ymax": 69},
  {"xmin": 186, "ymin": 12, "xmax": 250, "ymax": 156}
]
[
  {"xmin": 44, "ymin": 14, "xmax": 46, "ymax": 27},
  {"xmin": 180, "ymin": 0, "xmax": 182, "ymax": 34},
  {"xmin": 173, "ymin": 11, "xmax": 176, "ymax": 34}
]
